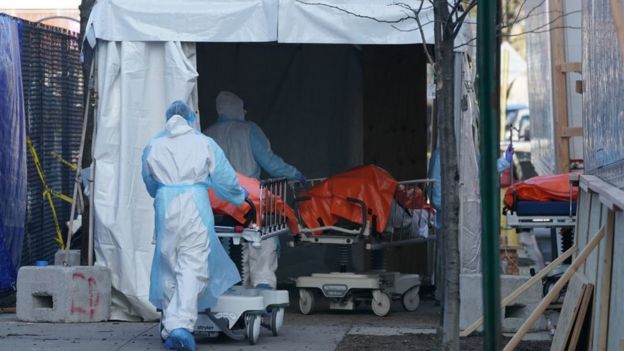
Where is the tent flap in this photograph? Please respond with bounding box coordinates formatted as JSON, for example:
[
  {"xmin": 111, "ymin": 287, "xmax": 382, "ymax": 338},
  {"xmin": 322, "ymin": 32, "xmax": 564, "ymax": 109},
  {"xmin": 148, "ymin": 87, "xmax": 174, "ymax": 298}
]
[
  {"xmin": 86, "ymin": 0, "xmax": 278, "ymax": 43},
  {"xmin": 278, "ymin": 0, "xmax": 435, "ymax": 44}
]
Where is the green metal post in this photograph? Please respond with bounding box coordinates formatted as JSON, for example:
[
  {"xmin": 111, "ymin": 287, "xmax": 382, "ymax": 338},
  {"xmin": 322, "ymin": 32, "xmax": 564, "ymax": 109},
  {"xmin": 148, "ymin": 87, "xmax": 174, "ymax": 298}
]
[{"xmin": 477, "ymin": 1, "xmax": 502, "ymax": 350}]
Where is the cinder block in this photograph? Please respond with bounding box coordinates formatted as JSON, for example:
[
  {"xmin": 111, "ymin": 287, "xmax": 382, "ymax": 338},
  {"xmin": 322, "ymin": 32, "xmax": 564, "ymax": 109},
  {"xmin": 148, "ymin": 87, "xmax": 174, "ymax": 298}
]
[
  {"xmin": 54, "ymin": 250, "xmax": 81, "ymax": 266},
  {"xmin": 17, "ymin": 265, "xmax": 111, "ymax": 322},
  {"xmin": 460, "ymin": 273, "xmax": 547, "ymax": 333}
]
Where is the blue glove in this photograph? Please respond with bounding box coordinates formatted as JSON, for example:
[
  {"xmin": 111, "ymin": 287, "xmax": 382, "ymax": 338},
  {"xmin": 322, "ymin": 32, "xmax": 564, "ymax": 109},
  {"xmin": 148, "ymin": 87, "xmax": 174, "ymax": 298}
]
[
  {"xmin": 505, "ymin": 144, "xmax": 514, "ymax": 163},
  {"xmin": 297, "ymin": 175, "xmax": 307, "ymax": 186},
  {"xmin": 241, "ymin": 187, "xmax": 249, "ymax": 199}
]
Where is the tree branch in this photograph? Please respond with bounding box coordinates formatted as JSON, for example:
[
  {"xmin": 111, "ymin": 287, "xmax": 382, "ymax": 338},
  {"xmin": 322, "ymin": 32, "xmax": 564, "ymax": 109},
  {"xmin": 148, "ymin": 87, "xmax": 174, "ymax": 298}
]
[{"xmin": 295, "ymin": 0, "xmax": 414, "ymax": 24}]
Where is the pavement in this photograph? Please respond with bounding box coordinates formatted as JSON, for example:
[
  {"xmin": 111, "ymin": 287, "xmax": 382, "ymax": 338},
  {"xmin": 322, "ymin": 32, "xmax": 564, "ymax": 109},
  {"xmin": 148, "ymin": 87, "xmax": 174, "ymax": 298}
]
[{"xmin": 0, "ymin": 298, "xmax": 440, "ymax": 351}]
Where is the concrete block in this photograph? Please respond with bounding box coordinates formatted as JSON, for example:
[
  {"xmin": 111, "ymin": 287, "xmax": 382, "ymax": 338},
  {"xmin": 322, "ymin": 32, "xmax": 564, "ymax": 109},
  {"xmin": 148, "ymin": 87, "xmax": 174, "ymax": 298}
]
[
  {"xmin": 17, "ymin": 265, "xmax": 111, "ymax": 322},
  {"xmin": 460, "ymin": 273, "xmax": 547, "ymax": 333},
  {"xmin": 54, "ymin": 250, "xmax": 81, "ymax": 266}
]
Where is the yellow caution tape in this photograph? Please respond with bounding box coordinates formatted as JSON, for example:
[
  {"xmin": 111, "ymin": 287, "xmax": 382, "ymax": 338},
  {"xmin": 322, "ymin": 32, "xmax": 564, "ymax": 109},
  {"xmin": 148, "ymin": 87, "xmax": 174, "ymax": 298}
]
[
  {"xmin": 27, "ymin": 137, "xmax": 70, "ymax": 249},
  {"xmin": 49, "ymin": 152, "xmax": 78, "ymax": 171}
]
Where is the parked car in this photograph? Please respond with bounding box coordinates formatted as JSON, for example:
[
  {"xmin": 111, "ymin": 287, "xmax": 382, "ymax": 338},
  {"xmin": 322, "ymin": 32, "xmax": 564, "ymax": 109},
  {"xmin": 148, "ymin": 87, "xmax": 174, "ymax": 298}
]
[{"xmin": 505, "ymin": 104, "xmax": 530, "ymax": 141}]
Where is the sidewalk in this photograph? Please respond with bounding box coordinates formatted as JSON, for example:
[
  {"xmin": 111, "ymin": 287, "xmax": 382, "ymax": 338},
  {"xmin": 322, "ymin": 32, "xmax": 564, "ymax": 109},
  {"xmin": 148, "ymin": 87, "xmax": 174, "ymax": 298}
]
[{"xmin": 0, "ymin": 300, "xmax": 440, "ymax": 351}]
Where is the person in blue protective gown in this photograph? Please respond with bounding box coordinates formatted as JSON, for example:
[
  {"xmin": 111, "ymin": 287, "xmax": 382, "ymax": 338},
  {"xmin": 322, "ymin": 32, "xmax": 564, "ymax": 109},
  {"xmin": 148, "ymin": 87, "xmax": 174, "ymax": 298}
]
[
  {"xmin": 142, "ymin": 101, "xmax": 247, "ymax": 351},
  {"xmin": 205, "ymin": 91, "xmax": 305, "ymax": 290}
]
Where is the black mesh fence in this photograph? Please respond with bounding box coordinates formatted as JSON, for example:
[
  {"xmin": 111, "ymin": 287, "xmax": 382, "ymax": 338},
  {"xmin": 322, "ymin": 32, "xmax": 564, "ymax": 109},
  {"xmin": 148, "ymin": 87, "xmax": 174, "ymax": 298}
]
[{"xmin": 20, "ymin": 20, "xmax": 84, "ymax": 265}]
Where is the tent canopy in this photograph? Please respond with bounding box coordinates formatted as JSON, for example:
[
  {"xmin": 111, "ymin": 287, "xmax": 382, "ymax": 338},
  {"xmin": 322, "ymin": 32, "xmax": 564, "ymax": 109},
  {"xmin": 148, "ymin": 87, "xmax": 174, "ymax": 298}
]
[{"xmin": 85, "ymin": 0, "xmax": 439, "ymax": 45}]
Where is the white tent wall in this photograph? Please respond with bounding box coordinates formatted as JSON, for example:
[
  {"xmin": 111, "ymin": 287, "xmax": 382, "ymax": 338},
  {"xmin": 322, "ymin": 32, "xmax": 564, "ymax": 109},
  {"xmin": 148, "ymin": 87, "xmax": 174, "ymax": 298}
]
[{"xmin": 93, "ymin": 41, "xmax": 198, "ymax": 321}]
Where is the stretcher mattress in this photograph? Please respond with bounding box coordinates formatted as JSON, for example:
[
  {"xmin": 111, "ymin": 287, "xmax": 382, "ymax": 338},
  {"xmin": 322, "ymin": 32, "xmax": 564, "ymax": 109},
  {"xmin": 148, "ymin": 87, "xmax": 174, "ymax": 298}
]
[{"xmin": 515, "ymin": 201, "xmax": 577, "ymax": 216}]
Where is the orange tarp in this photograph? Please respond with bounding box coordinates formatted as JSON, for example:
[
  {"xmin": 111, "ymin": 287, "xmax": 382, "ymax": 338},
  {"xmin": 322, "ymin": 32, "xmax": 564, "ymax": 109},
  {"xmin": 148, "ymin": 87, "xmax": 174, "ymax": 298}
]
[
  {"xmin": 209, "ymin": 174, "xmax": 299, "ymax": 234},
  {"xmin": 504, "ymin": 174, "xmax": 578, "ymax": 208},
  {"xmin": 297, "ymin": 165, "xmax": 398, "ymax": 234}
]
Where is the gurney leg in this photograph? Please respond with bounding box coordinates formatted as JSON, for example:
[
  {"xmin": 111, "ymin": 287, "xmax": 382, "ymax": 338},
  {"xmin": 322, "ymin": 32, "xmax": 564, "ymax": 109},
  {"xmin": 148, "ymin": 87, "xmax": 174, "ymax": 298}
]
[{"xmin": 550, "ymin": 228, "xmax": 558, "ymax": 261}]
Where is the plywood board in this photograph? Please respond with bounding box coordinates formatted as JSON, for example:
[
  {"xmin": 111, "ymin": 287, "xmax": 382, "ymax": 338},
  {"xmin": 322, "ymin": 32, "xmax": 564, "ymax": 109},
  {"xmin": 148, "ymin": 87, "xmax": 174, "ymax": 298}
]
[
  {"xmin": 566, "ymin": 282, "xmax": 593, "ymax": 351},
  {"xmin": 591, "ymin": 207, "xmax": 613, "ymax": 351},
  {"xmin": 551, "ymin": 273, "xmax": 590, "ymax": 351},
  {"xmin": 608, "ymin": 211, "xmax": 624, "ymax": 351}
]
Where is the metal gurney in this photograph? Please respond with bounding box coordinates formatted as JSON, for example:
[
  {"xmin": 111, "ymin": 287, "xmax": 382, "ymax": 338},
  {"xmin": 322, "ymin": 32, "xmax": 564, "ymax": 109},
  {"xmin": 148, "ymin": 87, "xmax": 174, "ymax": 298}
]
[
  {"xmin": 503, "ymin": 174, "xmax": 579, "ymax": 262},
  {"xmin": 287, "ymin": 165, "xmax": 435, "ymax": 316},
  {"xmin": 504, "ymin": 173, "xmax": 578, "ymax": 228},
  {"xmin": 290, "ymin": 165, "xmax": 436, "ymax": 250},
  {"xmin": 170, "ymin": 177, "xmax": 292, "ymax": 345}
]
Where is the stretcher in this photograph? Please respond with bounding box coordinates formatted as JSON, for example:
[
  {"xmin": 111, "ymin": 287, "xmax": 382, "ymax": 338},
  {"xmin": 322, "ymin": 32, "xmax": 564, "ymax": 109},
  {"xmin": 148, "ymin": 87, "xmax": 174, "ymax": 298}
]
[
  {"xmin": 504, "ymin": 174, "xmax": 578, "ymax": 229},
  {"xmin": 503, "ymin": 174, "xmax": 578, "ymax": 262},
  {"xmin": 290, "ymin": 167, "xmax": 436, "ymax": 250},
  {"xmin": 158, "ymin": 178, "xmax": 291, "ymax": 346},
  {"xmin": 287, "ymin": 165, "xmax": 435, "ymax": 316}
]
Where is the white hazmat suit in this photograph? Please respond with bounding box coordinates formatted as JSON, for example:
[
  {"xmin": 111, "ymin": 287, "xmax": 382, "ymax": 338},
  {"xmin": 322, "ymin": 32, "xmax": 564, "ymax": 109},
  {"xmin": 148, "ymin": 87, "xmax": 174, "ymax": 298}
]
[
  {"xmin": 205, "ymin": 91, "xmax": 304, "ymax": 289},
  {"xmin": 142, "ymin": 101, "xmax": 244, "ymax": 343}
]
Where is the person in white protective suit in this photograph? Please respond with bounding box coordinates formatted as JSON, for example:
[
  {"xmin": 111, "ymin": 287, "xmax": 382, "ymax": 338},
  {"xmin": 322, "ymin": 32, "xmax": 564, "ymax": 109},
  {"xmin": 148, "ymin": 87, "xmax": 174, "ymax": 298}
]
[
  {"xmin": 205, "ymin": 91, "xmax": 305, "ymax": 290},
  {"xmin": 142, "ymin": 101, "xmax": 247, "ymax": 351}
]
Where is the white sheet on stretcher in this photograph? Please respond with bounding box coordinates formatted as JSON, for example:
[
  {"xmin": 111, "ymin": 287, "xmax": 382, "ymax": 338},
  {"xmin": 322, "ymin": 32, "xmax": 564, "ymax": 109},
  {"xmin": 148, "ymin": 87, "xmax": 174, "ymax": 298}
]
[{"xmin": 387, "ymin": 201, "xmax": 435, "ymax": 239}]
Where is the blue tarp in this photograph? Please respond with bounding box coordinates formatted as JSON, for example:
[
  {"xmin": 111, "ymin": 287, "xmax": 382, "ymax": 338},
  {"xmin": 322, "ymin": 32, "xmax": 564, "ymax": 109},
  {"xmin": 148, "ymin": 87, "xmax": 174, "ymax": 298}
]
[{"xmin": 0, "ymin": 15, "xmax": 26, "ymax": 294}]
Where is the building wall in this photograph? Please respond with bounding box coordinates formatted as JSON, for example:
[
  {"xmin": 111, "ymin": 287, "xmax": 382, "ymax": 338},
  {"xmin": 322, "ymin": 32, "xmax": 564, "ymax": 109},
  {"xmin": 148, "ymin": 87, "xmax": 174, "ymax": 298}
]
[
  {"xmin": 582, "ymin": 0, "xmax": 624, "ymax": 189},
  {"xmin": 526, "ymin": 0, "xmax": 556, "ymax": 175},
  {"xmin": 1, "ymin": 10, "xmax": 79, "ymax": 32},
  {"xmin": 525, "ymin": 0, "xmax": 583, "ymax": 175}
]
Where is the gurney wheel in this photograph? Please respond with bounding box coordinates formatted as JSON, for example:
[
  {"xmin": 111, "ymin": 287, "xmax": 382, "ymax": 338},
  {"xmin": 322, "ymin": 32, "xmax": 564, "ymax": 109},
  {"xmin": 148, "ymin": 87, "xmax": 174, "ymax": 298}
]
[
  {"xmin": 371, "ymin": 291, "xmax": 391, "ymax": 317},
  {"xmin": 401, "ymin": 287, "xmax": 420, "ymax": 312},
  {"xmin": 298, "ymin": 288, "xmax": 316, "ymax": 315},
  {"xmin": 270, "ymin": 306, "xmax": 285, "ymax": 336},
  {"xmin": 245, "ymin": 313, "xmax": 261, "ymax": 345}
]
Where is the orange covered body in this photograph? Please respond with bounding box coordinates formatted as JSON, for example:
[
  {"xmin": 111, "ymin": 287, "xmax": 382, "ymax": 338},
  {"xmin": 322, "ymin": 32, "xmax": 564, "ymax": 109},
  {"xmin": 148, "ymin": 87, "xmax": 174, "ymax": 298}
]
[{"xmin": 504, "ymin": 174, "xmax": 578, "ymax": 208}]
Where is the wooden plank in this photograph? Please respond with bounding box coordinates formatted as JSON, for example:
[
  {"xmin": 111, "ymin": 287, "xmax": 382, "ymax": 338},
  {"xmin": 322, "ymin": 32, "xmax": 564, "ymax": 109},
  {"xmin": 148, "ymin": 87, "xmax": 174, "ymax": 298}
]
[
  {"xmin": 610, "ymin": 0, "xmax": 624, "ymax": 62},
  {"xmin": 561, "ymin": 127, "xmax": 583, "ymax": 138},
  {"xmin": 460, "ymin": 245, "xmax": 578, "ymax": 337},
  {"xmin": 583, "ymin": 175, "xmax": 624, "ymax": 210},
  {"xmin": 549, "ymin": 0, "xmax": 570, "ymax": 174},
  {"xmin": 503, "ymin": 226, "xmax": 606, "ymax": 351},
  {"xmin": 550, "ymin": 273, "xmax": 590, "ymax": 351},
  {"xmin": 567, "ymin": 283, "xmax": 594, "ymax": 351},
  {"xmin": 585, "ymin": 194, "xmax": 603, "ymax": 285},
  {"xmin": 591, "ymin": 205, "xmax": 610, "ymax": 351},
  {"xmin": 576, "ymin": 191, "xmax": 590, "ymax": 276},
  {"xmin": 608, "ymin": 212, "xmax": 624, "ymax": 351},
  {"xmin": 558, "ymin": 62, "xmax": 582, "ymax": 73},
  {"xmin": 596, "ymin": 211, "xmax": 615, "ymax": 351}
]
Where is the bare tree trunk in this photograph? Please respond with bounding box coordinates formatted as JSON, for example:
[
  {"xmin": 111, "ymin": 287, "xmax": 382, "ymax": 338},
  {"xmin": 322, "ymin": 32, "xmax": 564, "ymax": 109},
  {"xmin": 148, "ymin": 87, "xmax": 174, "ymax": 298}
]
[{"xmin": 434, "ymin": 1, "xmax": 460, "ymax": 350}]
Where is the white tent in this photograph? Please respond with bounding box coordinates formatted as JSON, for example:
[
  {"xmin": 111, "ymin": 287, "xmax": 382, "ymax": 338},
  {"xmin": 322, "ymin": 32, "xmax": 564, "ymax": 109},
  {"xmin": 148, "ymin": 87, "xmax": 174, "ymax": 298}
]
[{"xmin": 84, "ymin": 0, "xmax": 478, "ymax": 321}]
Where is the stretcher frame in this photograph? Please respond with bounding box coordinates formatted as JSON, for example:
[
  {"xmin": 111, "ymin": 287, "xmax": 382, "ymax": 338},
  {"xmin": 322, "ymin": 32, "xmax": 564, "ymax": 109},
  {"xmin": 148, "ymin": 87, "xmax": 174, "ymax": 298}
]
[
  {"xmin": 184, "ymin": 177, "xmax": 291, "ymax": 345},
  {"xmin": 504, "ymin": 177, "xmax": 579, "ymax": 261},
  {"xmin": 215, "ymin": 177, "xmax": 292, "ymax": 245}
]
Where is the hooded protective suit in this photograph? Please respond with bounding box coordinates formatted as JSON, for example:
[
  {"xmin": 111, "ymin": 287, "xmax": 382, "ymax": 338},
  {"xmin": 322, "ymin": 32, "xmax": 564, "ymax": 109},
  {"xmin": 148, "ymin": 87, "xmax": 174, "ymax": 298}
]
[
  {"xmin": 205, "ymin": 91, "xmax": 303, "ymax": 289},
  {"xmin": 205, "ymin": 91, "xmax": 304, "ymax": 181},
  {"xmin": 142, "ymin": 101, "xmax": 244, "ymax": 338}
]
